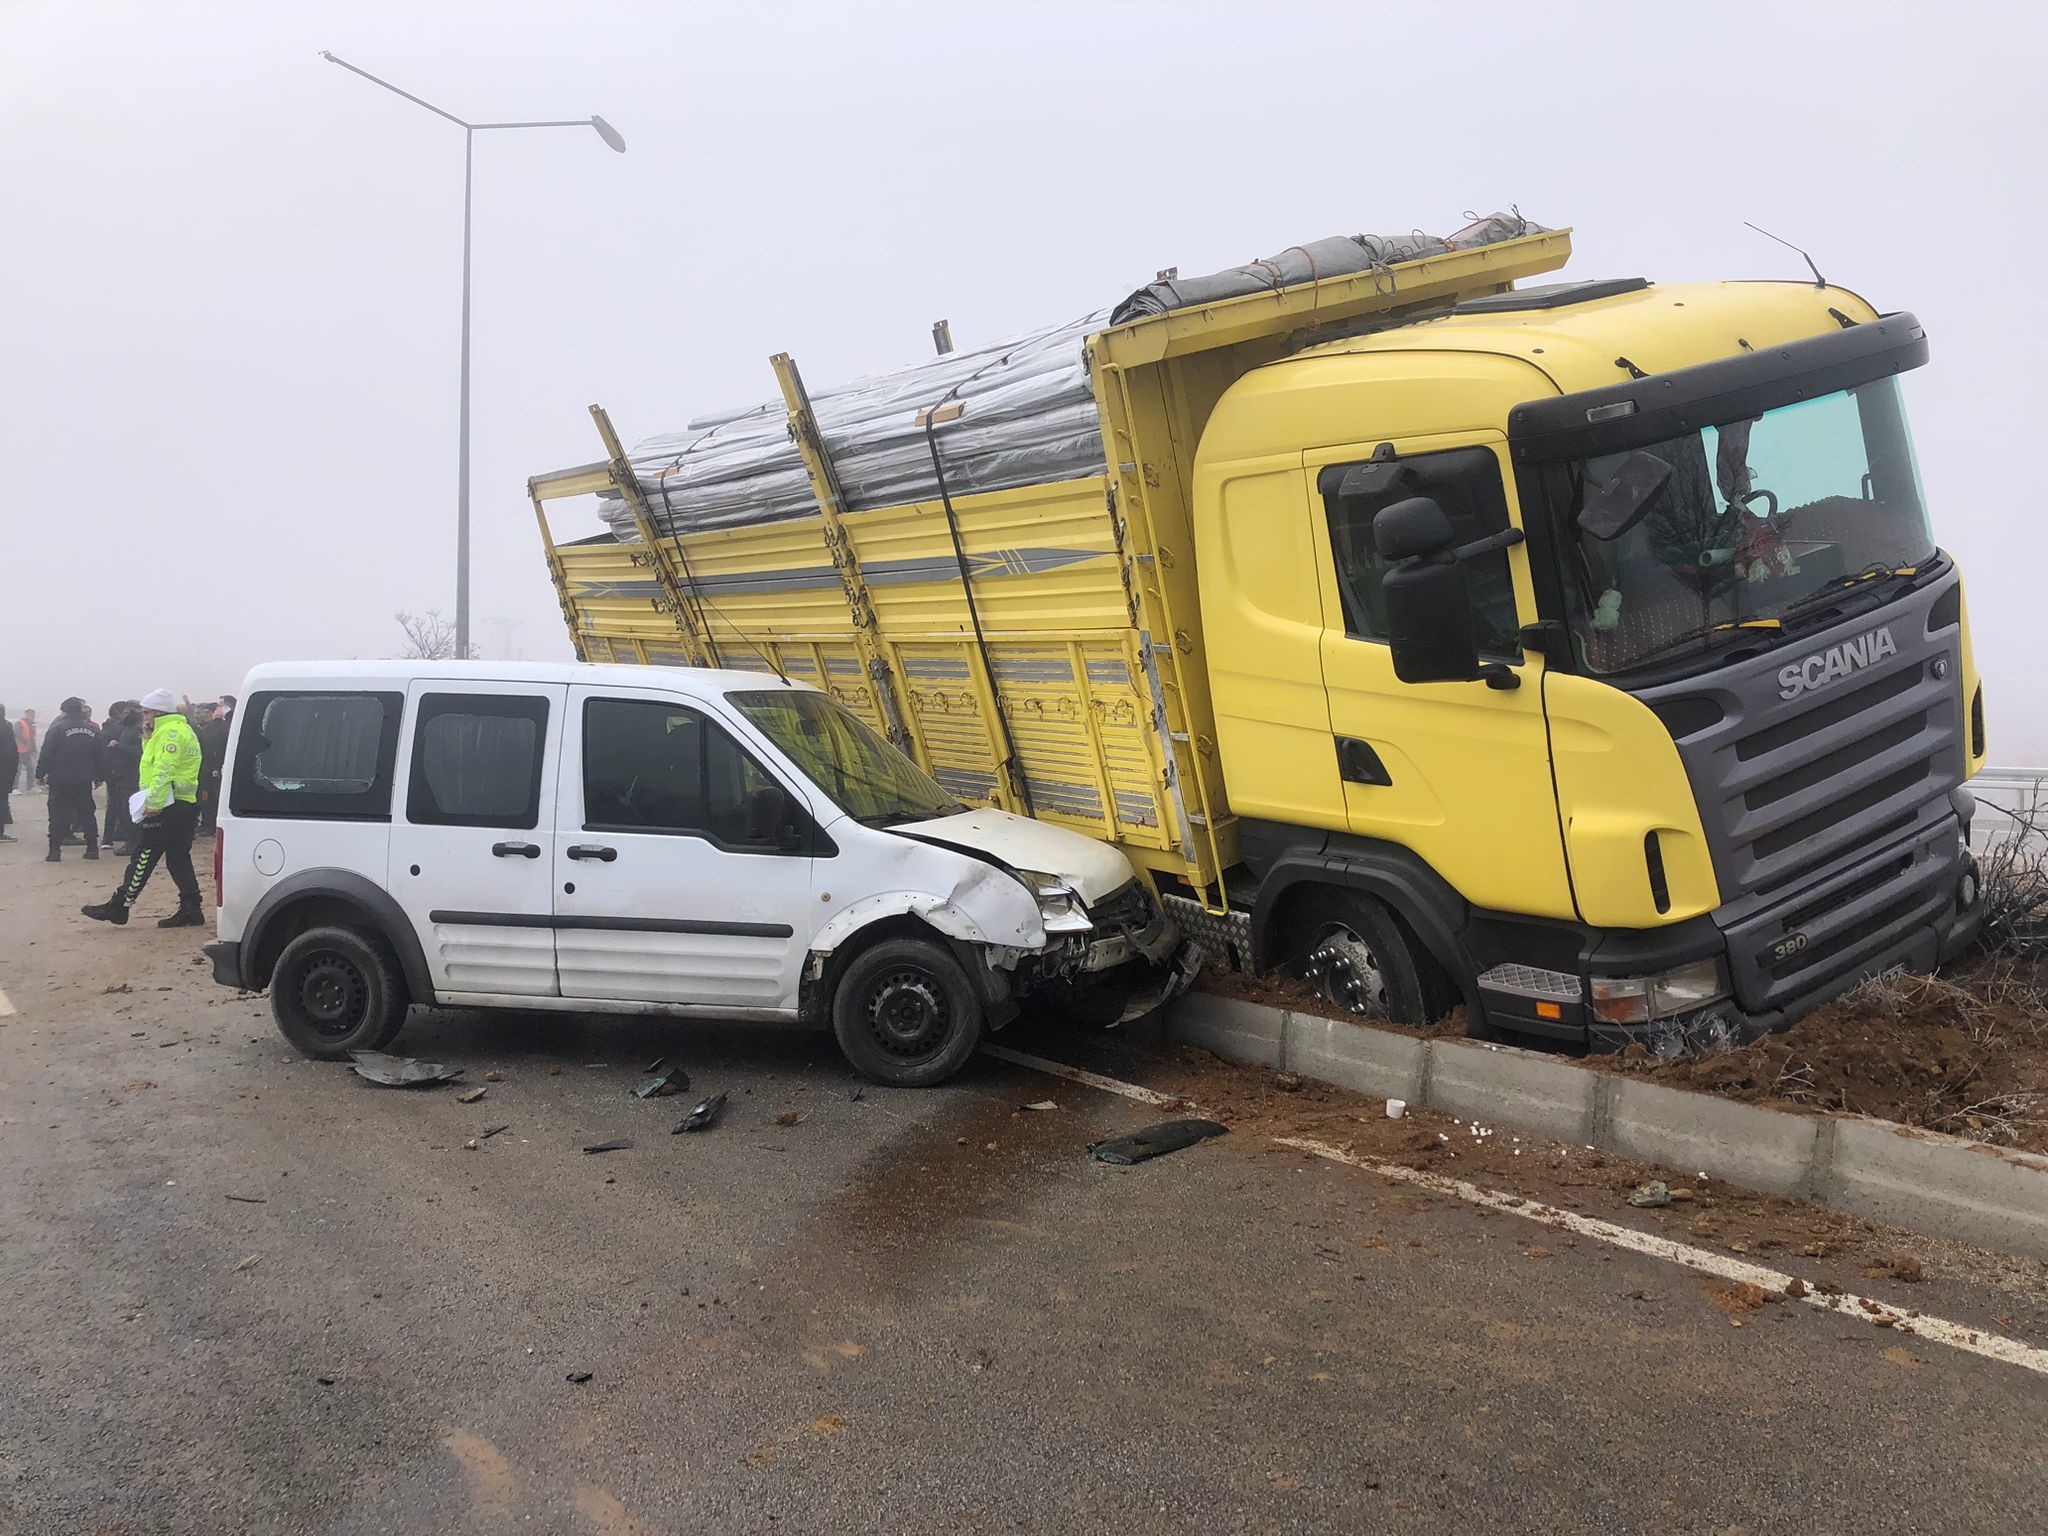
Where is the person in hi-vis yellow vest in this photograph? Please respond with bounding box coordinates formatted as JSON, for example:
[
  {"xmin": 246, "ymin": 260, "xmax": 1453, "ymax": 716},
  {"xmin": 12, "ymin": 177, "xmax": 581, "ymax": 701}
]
[{"xmin": 84, "ymin": 688, "xmax": 204, "ymax": 929}]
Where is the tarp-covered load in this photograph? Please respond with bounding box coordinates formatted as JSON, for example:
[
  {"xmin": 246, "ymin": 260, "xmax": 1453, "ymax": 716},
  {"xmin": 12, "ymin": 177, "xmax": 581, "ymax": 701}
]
[{"xmin": 601, "ymin": 211, "xmax": 1543, "ymax": 542}]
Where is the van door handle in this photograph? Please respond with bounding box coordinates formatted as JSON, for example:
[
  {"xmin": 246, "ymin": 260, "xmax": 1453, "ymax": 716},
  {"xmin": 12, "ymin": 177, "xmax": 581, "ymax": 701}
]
[
  {"xmin": 491, "ymin": 841, "xmax": 542, "ymax": 859},
  {"xmin": 567, "ymin": 844, "xmax": 618, "ymax": 863}
]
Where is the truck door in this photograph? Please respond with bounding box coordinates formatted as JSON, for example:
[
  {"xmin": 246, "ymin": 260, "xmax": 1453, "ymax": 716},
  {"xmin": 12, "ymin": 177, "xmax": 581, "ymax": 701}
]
[
  {"xmin": 388, "ymin": 682, "xmax": 567, "ymax": 997},
  {"xmin": 1305, "ymin": 434, "xmax": 1574, "ymax": 921},
  {"xmin": 554, "ymin": 685, "xmax": 815, "ymax": 1012}
]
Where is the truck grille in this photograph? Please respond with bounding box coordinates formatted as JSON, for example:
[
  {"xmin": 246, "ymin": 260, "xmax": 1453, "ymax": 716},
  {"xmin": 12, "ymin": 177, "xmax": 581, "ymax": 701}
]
[{"xmin": 1642, "ymin": 568, "xmax": 1966, "ymax": 904}]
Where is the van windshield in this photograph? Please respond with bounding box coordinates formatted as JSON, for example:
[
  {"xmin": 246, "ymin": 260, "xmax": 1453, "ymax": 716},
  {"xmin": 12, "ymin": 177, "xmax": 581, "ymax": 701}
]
[{"xmin": 730, "ymin": 690, "xmax": 962, "ymax": 827}]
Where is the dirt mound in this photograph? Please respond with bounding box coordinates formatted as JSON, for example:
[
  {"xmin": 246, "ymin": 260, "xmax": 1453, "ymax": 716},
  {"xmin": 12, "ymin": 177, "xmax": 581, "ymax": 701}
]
[{"xmin": 1599, "ymin": 968, "xmax": 2048, "ymax": 1154}]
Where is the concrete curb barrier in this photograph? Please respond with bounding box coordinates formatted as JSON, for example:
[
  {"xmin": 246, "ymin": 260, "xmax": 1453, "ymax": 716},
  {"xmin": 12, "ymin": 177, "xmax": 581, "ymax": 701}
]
[{"xmin": 1161, "ymin": 992, "xmax": 2048, "ymax": 1260}]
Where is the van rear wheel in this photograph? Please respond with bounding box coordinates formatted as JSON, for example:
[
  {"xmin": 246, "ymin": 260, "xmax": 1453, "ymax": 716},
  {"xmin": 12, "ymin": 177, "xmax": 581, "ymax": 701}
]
[
  {"xmin": 831, "ymin": 938, "xmax": 984, "ymax": 1087},
  {"xmin": 271, "ymin": 925, "xmax": 409, "ymax": 1060}
]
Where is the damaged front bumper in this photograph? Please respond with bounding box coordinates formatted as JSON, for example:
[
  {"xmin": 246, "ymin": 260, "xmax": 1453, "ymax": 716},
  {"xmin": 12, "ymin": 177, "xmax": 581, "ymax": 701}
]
[{"xmin": 1059, "ymin": 879, "xmax": 1181, "ymax": 974}]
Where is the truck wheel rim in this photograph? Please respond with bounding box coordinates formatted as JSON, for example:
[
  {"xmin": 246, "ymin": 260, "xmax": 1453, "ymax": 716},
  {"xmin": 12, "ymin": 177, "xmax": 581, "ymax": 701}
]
[
  {"xmin": 1303, "ymin": 924, "xmax": 1390, "ymax": 1018},
  {"xmin": 299, "ymin": 954, "xmax": 368, "ymax": 1034},
  {"xmin": 866, "ymin": 969, "xmax": 950, "ymax": 1058}
]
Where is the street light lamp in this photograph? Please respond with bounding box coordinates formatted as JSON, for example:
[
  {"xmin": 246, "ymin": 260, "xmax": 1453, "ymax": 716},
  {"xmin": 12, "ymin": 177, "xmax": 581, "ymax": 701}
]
[{"xmin": 320, "ymin": 51, "xmax": 626, "ymax": 661}]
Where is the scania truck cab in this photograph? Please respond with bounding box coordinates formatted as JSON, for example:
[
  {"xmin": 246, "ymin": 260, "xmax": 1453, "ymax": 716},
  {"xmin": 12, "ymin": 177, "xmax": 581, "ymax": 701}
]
[{"xmin": 1198, "ymin": 278, "xmax": 1984, "ymax": 1047}]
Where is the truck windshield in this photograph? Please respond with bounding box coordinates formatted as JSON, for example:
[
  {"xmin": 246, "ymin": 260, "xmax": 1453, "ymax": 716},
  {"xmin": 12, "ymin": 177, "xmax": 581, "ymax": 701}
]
[
  {"xmin": 730, "ymin": 689, "xmax": 962, "ymax": 827},
  {"xmin": 1559, "ymin": 377, "xmax": 1935, "ymax": 675}
]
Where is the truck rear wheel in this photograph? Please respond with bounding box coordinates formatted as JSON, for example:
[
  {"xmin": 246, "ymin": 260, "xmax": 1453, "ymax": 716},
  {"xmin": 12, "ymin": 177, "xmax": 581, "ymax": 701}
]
[
  {"xmin": 831, "ymin": 937, "xmax": 985, "ymax": 1087},
  {"xmin": 1289, "ymin": 890, "xmax": 1458, "ymax": 1029}
]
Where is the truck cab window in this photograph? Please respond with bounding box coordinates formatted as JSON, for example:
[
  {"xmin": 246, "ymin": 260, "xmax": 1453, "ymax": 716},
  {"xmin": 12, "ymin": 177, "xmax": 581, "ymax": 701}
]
[{"xmin": 1318, "ymin": 446, "xmax": 1521, "ymax": 656}]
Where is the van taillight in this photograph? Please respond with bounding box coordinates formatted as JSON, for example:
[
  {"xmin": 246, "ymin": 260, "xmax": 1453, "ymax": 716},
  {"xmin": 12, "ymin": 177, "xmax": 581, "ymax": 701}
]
[{"xmin": 214, "ymin": 831, "xmax": 224, "ymax": 908}]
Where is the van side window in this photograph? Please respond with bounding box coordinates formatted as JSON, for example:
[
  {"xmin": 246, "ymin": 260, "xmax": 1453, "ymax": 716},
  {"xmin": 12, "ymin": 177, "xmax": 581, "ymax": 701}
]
[
  {"xmin": 1318, "ymin": 446, "xmax": 1522, "ymax": 657},
  {"xmin": 582, "ymin": 697, "xmax": 786, "ymax": 850},
  {"xmin": 406, "ymin": 694, "xmax": 550, "ymax": 830},
  {"xmin": 229, "ymin": 691, "xmax": 403, "ymax": 821}
]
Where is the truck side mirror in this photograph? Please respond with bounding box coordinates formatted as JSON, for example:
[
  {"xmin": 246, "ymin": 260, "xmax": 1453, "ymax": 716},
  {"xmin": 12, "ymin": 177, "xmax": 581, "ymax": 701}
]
[{"xmin": 1375, "ymin": 497, "xmax": 1482, "ymax": 684}]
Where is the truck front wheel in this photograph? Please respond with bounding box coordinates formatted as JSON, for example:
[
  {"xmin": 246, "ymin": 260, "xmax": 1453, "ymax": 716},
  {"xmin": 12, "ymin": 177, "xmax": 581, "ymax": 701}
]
[
  {"xmin": 831, "ymin": 937, "xmax": 985, "ymax": 1087},
  {"xmin": 1288, "ymin": 890, "xmax": 1458, "ymax": 1029}
]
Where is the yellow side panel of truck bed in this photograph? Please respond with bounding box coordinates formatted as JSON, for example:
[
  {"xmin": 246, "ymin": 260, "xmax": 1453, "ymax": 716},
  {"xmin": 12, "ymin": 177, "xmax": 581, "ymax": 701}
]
[{"xmin": 558, "ymin": 474, "xmax": 1190, "ymax": 873}]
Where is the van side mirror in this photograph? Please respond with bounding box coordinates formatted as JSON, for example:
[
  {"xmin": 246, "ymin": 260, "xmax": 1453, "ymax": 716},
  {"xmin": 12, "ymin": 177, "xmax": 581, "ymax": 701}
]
[
  {"xmin": 1374, "ymin": 496, "xmax": 1520, "ymax": 688},
  {"xmin": 746, "ymin": 784, "xmax": 803, "ymax": 851}
]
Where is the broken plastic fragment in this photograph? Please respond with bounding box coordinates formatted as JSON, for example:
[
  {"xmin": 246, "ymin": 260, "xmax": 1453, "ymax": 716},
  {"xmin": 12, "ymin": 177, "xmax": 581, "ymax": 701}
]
[
  {"xmin": 348, "ymin": 1050, "xmax": 463, "ymax": 1088},
  {"xmin": 456, "ymin": 1086, "xmax": 487, "ymax": 1104},
  {"xmin": 1021, "ymin": 1101, "xmax": 1058, "ymax": 1112},
  {"xmin": 672, "ymin": 1092, "xmax": 729, "ymax": 1134},
  {"xmin": 566, "ymin": 1370, "xmax": 594, "ymax": 1384},
  {"xmin": 583, "ymin": 1138, "xmax": 634, "ymax": 1154},
  {"xmin": 1086, "ymin": 1118, "xmax": 1228, "ymax": 1165},
  {"xmin": 634, "ymin": 1065, "xmax": 690, "ymax": 1099}
]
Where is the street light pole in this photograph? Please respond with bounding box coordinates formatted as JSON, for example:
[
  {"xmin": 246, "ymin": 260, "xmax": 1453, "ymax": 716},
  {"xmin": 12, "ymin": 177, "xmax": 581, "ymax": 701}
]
[{"xmin": 319, "ymin": 52, "xmax": 625, "ymax": 660}]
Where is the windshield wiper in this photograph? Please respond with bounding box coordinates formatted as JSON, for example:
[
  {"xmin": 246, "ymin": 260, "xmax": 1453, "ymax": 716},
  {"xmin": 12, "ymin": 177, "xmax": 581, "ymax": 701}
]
[
  {"xmin": 1623, "ymin": 617, "xmax": 1785, "ymax": 671},
  {"xmin": 1783, "ymin": 563, "xmax": 1922, "ymax": 623}
]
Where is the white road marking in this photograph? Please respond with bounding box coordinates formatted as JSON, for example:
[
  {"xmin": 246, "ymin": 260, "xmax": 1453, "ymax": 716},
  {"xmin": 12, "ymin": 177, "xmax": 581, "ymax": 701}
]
[
  {"xmin": 1277, "ymin": 1135, "xmax": 2048, "ymax": 1382},
  {"xmin": 979, "ymin": 1045, "xmax": 1181, "ymax": 1106},
  {"xmin": 983, "ymin": 1046, "xmax": 2048, "ymax": 1381}
]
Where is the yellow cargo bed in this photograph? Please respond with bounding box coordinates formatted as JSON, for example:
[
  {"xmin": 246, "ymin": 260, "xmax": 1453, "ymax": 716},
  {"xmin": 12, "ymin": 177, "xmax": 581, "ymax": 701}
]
[{"xmin": 530, "ymin": 229, "xmax": 1574, "ymax": 906}]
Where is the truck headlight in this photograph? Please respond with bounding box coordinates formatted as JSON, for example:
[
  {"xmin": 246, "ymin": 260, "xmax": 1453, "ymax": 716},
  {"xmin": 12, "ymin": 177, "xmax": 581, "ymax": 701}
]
[
  {"xmin": 1014, "ymin": 870, "xmax": 1083, "ymax": 923},
  {"xmin": 1590, "ymin": 959, "xmax": 1728, "ymax": 1025}
]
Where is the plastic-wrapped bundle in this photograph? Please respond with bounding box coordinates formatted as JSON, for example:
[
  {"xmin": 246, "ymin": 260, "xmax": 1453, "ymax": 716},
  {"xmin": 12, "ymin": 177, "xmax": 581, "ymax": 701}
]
[{"xmin": 601, "ymin": 212, "xmax": 1542, "ymax": 541}]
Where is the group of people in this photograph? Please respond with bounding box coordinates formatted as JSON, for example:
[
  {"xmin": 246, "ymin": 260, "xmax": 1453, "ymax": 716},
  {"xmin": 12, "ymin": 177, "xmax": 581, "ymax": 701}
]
[{"xmin": 1, "ymin": 691, "xmax": 236, "ymax": 930}]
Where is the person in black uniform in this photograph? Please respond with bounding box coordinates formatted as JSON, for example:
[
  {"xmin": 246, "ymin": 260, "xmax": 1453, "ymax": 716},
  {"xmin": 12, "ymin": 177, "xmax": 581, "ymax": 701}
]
[
  {"xmin": 36, "ymin": 697, "xmax": 104, "ymax": 862},
  {"xmin": 100, "ymin": 702, "xmax": 143, "ymax": 853},
  {"xmin": 0, "ymin": 705, "xmax": 17, "ymax": 842}
]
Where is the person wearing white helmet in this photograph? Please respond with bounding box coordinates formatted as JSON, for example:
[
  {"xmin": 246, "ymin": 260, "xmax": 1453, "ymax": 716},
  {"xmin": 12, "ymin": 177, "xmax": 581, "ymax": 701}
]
[{"xmin": 83, "ymin": 688, "xmax": 204, "ymax": 929}]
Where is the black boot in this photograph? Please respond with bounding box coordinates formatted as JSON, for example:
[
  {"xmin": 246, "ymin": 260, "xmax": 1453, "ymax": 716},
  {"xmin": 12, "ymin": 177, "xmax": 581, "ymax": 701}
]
[
  {"xmin": 158, "ymin": 903, "xmax": 205, "ymax": 929},
  {"xmin": 45, "ymin": 850, "xmax": 61, "ymax": 862},
  {"xmin": 84, "ymin": 847, "xmax": 100, "ymax": 861},
  {"xmin": 82, "ymin": 898, "xmax": 129, "ymax": 926}
]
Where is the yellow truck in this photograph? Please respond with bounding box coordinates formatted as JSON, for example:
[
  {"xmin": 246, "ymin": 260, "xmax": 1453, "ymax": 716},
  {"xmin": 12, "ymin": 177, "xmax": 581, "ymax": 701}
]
[{"xmin": 529, "ymin": 215, "xmax": 1987, "ymax": 1049}]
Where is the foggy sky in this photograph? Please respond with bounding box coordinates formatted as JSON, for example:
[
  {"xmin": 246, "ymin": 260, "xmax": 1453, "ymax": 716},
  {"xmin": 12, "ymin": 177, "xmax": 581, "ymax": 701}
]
[{"xmin": 4, "ymin": 0, "xmax": 2043, "ymax": 761}]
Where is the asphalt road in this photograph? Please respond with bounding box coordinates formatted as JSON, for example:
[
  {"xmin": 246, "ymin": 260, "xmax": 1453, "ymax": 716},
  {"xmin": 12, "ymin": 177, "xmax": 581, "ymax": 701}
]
[{"xmin": 3, "ymin": 795, "xmax": 2046, "ymax": 1535}]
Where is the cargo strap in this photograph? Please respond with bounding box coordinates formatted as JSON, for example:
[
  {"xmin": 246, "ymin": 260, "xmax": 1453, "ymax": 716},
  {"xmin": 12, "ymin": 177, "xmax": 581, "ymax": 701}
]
[{"xmin": 922, "ymin": 408, "xmax": 1034, "ymax": 817}]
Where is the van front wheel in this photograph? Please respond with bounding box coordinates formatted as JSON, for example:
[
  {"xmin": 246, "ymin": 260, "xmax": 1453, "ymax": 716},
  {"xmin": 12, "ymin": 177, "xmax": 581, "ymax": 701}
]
[
  {"xmin": 831, "ymin": 938, "xmax": 984, "ymax": 1087},
  {"xmin": 271, "ymin": 925, "xmax": 409, "ymax": 1060}
]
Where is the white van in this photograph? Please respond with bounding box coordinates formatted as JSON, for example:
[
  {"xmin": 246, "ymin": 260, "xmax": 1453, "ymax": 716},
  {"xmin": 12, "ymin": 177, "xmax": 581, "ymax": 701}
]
[{"xmin": 202, "ymin": 662, "xmax": 1178, "ymax": 1085}]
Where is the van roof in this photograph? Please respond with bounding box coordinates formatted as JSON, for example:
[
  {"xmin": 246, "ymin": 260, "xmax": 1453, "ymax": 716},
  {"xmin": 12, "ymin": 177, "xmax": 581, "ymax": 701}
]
[{"xmin": 238, "ymin": 659, "xmax": 817, "ymax": 696}]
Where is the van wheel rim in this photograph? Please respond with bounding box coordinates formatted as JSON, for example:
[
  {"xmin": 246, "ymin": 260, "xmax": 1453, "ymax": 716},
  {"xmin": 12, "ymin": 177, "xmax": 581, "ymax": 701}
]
[
  {"xmin": 299, "ymin": 954, "xmax": 369, "ymax": 1034},
  {"xmin": 866, "ymin": 969, "xmax": 950, "ymax": 1058},
  {"xmin": 1303, "ymin": 923, "xmax": 1390, "ymax": 1018}
]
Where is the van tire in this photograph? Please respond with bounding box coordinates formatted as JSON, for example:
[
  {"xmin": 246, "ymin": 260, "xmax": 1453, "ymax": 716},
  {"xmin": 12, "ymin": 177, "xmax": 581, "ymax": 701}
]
[
  {"xmin": 270, "ymin": 925, "xmax": 410, "ymax": 1060},
  {"xmin": 831, "ymin": 937, "xmax": 984, "ymax": 1087},
  {"xmin": 1287, "ymin": 889, "xmax": 1458, "ymax": 1029}
]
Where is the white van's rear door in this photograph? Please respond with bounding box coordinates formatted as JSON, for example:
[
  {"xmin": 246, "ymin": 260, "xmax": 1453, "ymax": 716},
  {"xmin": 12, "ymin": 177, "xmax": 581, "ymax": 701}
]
[
  {"xmin": 552, "ymin": 685, "xmax": 815, "ymax": 1012},
  {"xmin": 388, "ymin": 681, "xmax": 568, "ymax": 997}
]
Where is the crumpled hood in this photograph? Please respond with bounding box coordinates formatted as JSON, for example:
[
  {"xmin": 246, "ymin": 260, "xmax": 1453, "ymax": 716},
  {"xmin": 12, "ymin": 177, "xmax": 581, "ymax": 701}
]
[{"xmin": 892, "ymin": 808, "xmax": 1138, "ymax": 906}]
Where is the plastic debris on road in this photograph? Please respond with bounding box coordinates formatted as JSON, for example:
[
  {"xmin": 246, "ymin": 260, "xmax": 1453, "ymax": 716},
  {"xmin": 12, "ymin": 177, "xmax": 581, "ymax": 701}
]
[
  {"xmin": 583, "ymin": 1138, "xmax": 634, "ymax": 1154},
  {"xmin": 456, "ymin": 1086, "xmax": 487, "ymax": 1104},
  {"xmin": 1630, "ymin": 1180, "xmax": 1674, "ymax": 1209},
  {"xmin": 634, "ymin": 1065, "xmax": 690, "ymax": 1099},
  {"xmin": 566, "ymin": 1370, "xmax": 594, "ymax": 1384},
  {"xmin": 1087, "ymin": 1118, "xmax": 1229, "ymax": 1165},
  {"xmin": 1385, "ymin": 1099, "xmax": 1407, "ymax": 1120},
  {"xmin": 672, "ymin": 1092, "xmax": 729, "ymax": 1133},
  {"xmin": 1021, "ymin": 1101, "xmax": 1058, "ymax": 1112},
  {"xmin": 348, "ymin": 1050, "xmax": 464, "ymax": 1088}
]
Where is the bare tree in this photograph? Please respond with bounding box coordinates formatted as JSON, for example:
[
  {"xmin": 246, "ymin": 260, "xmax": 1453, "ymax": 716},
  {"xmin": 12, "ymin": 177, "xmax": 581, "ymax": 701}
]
[{"xmin": 394, "ymin": 609, "xmax": 475, "ymax": 661}]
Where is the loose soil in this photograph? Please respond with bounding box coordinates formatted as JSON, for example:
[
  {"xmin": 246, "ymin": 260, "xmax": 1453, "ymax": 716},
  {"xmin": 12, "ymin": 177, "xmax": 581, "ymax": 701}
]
[
  {"xmin": 1593, "ymin": 970, "xmax": 2048, "ymax": 1155},
  {"xmin": 1199, "ymin": 961, "xmax": 2048, "ymax": 1155}
]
